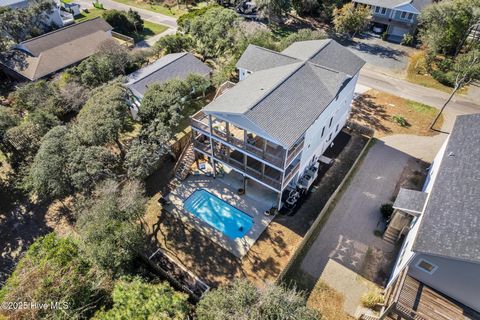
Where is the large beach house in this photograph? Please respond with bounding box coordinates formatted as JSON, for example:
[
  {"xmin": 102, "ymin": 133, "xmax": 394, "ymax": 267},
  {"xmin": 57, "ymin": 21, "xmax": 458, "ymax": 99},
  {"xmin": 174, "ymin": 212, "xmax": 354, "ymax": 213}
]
[
  {"xmin": 377, "ymin": 114, "xmax": 480, "ymax": 319},
  {"xmin": 190, "ymin": 39, "xmax": 365, "ymax": 210}
]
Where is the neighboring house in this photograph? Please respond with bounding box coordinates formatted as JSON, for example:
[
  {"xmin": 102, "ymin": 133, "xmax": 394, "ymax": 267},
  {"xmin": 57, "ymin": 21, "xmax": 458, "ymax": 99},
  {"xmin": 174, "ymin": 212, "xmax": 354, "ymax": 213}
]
[
  {"xmin": 190, "ymin": 39, "xmax": 365, "ymax": 209},
  {"xmin": 0, "ymin": 0, "xmax": 75, "ymax": 27},
  {"xmin": 352, "ymin": 0, "xmax": 432, "ymax": 42},
  {"xmin": 377, "ymin": 113, "xmax": 480, "ymax": 320},
  {"xmin": 0, "ymin": 18, "xmax": 114, "ymax": 81},
  {"xmin": 126, "ymin": 52, "xmax": 212, "ymax": 117}
]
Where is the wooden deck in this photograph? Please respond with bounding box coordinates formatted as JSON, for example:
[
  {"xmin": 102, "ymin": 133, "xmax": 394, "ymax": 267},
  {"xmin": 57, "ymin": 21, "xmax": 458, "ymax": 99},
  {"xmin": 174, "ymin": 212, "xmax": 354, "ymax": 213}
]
[{"xmin": 384, "ymin": 273, "xmax": 480, "ymax": 320}]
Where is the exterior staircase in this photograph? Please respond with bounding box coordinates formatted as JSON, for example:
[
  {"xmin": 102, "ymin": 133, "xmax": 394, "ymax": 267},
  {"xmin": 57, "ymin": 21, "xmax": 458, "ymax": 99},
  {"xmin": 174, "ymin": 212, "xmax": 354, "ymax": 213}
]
[
  {"xmin": 174, "ymin": 143, "xmax": 196, "ymax": 181},
  {"xmin": 383, "ymin": 227, "xmax": 400, "ymax": 244},
  {"xmin": 359, "ymin": 314, "xmax": 380, "ymax": 320}
]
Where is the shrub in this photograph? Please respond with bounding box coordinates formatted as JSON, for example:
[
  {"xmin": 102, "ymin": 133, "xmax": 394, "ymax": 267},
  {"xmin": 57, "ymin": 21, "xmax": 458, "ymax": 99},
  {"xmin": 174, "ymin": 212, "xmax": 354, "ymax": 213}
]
[
  {"xmin": 361, "ymin": 291, "xmax": 384, "ymax": 308},
  {"xmin": 401, "ymin": 33, "xmax": 414, "ymax": 46},
  {"xmin": 381, "ymin": 31, "xmax": 388, "ymax": 41},
  {"xmin": 392, "ymin": 115, "xmax": 409, "ymax": 127},
  {"xmin": 380, "ymin": 203, "xmax": 394, "ymax": 219},
  {"xmin": 102, "ymin": 9, "xmax": 135, "ymax": 34},
  {"xmin": 0, "ymin": 233, "xmax": 110, "ymax": 320}
]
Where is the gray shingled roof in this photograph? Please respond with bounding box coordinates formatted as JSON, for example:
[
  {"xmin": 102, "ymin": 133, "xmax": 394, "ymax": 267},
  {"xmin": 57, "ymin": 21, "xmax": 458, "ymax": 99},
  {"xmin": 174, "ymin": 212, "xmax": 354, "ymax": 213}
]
[
  {"xmin": 203, "ymin": 39, "xmax": 365, "ymax": 147},
  {"xmin": 236, "ymin": 45, "xmax": 300, "ymax": 72},
  {"xmin": 127, "ymin": 52, "xmax": 212, "ymax": 98},
  {"xmin": 413, "ymin": 114, "xmax": 480, "ymax": 264},
  {"xmin": 353, "ymin": 0, "xmax": 432, "ymax": 12},
  {"xmin": 0, "ymin": 18, "xmax": 113, "ymax": 81},
  {"xmin": 393, "ymin": 188, "xmax": 428, "ymax": 215}
]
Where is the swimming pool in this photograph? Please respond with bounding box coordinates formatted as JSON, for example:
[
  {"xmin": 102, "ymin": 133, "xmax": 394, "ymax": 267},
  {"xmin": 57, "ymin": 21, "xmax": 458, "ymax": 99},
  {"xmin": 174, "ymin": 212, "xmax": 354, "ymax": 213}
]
[{"xmin": 183, "ymin": 189, "xmax": 253, "ymax": 239}]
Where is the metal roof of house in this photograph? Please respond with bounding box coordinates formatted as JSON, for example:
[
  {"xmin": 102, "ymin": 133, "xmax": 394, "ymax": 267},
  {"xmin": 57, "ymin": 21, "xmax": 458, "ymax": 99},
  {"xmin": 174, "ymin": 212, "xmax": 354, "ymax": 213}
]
[
  {"xmin": 413, "ymin": 113, "xmax": 480, "ymax": 264},
  {"xmin": 353, "ymin": 0, "xmax": 432, "ymax": 12},
  {"xmin": 393, "ymin": 188, "xmax": 428, "ymax": 215},
  {"xmin": 127, "ymin": 52, "xmax": 212, "ymax": 98},
  {"xmin": 0, "ymin": 18, "xmax": 113, "ymax": 81},
  {"xmin": 203, "ymin": 39, "xmax": 365, "ymax": 147}
]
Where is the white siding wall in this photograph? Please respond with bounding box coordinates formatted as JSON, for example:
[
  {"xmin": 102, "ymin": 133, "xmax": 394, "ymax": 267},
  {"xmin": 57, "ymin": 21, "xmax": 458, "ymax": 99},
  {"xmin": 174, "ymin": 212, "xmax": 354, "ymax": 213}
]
[
  {"xmin": 297, "ymin": 73, "xmax": 359, "ymax": 175},
  {"xmin": 387, "ymin": 137, "xmax": 450, "ymax": 287}
]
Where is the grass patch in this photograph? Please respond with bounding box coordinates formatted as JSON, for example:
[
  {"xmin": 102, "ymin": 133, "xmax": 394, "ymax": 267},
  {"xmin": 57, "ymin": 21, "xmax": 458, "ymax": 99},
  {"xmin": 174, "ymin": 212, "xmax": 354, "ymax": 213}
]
[
  {"xmin": 307, "ymin": 280, "xmax": 353, "ymax": 320},
  {"xmin": 75, "ymin": 9, "xmax": 168, "ymax": 42},
  {"xmin": 110, "ymin": 0, "xmax": 207, "ymax": 17},
  {"xmin": 75, "ymin": 8, "xmax": 105, "ymax": 22},
  {"xmin": 351, "ymin": 89, "xmax": 444, "ymax": 137},
  {"xmin": 406, "ymin": 51, "xmax": 468, "ymax": 94}
]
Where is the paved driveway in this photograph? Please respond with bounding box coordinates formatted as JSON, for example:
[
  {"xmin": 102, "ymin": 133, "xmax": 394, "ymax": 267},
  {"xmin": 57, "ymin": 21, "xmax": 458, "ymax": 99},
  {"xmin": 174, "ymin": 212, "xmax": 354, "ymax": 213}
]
[
  {"xmin": 338, "ymin": 34, "xmax": 414, "ymax": 72},
  {"xmin": 299, "ymin": 141, "xmax": 411, "ymax": 315}
]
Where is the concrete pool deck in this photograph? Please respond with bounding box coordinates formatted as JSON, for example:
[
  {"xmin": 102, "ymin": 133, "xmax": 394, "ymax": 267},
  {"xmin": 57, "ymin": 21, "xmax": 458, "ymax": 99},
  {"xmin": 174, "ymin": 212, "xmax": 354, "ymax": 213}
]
[{"xmin": 164, "ymin": 169, "xmax": 278, "ymax": 258}]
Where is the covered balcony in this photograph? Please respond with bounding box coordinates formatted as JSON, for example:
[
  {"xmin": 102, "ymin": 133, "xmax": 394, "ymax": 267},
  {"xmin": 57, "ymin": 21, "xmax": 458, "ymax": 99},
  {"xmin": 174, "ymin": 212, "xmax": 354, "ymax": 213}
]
[{"xmin": 191, "ymin": 111, "xmax": 304, "ymax": 170}]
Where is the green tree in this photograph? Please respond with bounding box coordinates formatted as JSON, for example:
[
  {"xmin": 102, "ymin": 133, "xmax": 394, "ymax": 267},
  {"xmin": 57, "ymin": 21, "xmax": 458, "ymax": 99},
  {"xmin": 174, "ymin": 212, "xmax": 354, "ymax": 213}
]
[
  {"xmin": 0, "ymin": 0, "xmax": 57, "ymax": 50},
  {"xmin": 292, "ymin": 0, "xmax": 319, "ymax": 16},
  {"xmin": 278, "ymin": 28, "xmax": 327, "ymax": 50},
  {"xmin": 102, "ymin": 9, "xmax": 135, "ymax": 34},
  {"xmin": 68, "ymin": 145, "xmax": 118, "ymax": 191},
  {"xmin": 0, "ymin": 107, "xmax": 19, "ymax": 142},
  {"xmin": 77, "ymin": 179, "xmax": 146, "ymax": 275},
  {"xmin": 430, "ymin": 49, "xmax": 480, "ymax": 129},
  {"xmin": 124, "ymin": 119, "xmax": 171, "ymax": 179},
  {"xmin": 332, "ymin": 3, "xmax": 370, "ymax": 37},
  {"xmin": 11, "ymin": 80, "xmax": 58, "ymax": 114},
  {"xmin": 93, "ymin": 277, "xmax": 190, "ymax": 319},
  {"xmin": 197, "ymin": 279, "xmax": 319, "ymax": 320},
  {"xmin": 185, "ymin": 73, "xmax": 210, "ymax": 96},
  {"xmin": 71, "ymin": 40, "xmax": 131, "ymax": 87},
  {"xmin": 75, "ymin": 82, "xmax": 129, "ymax": 155},
  {"xmin": 27, "ymin": 126, "xmax": 72, "ymax": 199},
  {"xmin": 138, "ymin": 79, "xmax": 190, "ymax": 125},
  {"xmin": 256, "ymin": 0, "xmax": 292, "ymax": 22},
  {"xmin": 126, "ymin": 8, "xmax": 144, "ymax": 32},
  {"xmin": 180, "ymin": 6, "xmax": 239, "ymax": 58},
  {"xmin": 419, "ymin": 0, "xmax": 480, "ymax": 56},
  {"xmin": 0, "ymin": 233, "xmax": 109, "ymax": 320},
  {"xmin": 153, "ymin": 34, "xmax": 193, "ymax": 56}
]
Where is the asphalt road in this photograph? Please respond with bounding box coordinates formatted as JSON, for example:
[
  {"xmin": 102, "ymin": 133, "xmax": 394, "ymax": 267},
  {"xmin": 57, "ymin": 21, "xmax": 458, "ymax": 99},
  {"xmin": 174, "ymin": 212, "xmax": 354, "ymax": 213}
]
[
  {"xmin": 75, "ymin": 0, "xmax": 178, "ymax": 28},
  {"xmin": 359, "ymin": 68, "xmax": 480, "ymax": 115}
]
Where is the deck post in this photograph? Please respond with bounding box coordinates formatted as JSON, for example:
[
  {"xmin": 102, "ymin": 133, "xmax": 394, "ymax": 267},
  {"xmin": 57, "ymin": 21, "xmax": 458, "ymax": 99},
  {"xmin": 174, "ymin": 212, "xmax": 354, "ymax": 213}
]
[
  {"xmin": 277, "ymin": 191, "xmax": 282, "ymax": 210},
  {"xmin": 208, "ymin": 115, "xmax": 216, "ymax": 178}
]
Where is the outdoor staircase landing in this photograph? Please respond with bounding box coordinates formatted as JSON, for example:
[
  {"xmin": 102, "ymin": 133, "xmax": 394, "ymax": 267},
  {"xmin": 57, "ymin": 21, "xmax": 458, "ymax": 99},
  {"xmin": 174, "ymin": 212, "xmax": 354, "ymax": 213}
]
[{"xmin": 174, "ymin": 143, "xmax": 195, "ymax": 181}]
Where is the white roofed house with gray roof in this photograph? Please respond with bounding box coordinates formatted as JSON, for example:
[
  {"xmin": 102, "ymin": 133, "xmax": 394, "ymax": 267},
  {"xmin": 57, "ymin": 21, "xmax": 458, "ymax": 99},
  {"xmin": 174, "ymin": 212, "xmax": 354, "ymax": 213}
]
[
  {"xmin": 190, "ymin": 39, "xmax": 365, "ymax": 211},
  {"xmin": 125, "ymin": 52, "xmax": 212, "ymax": 118},
  {"xmin": 352, "ymin": 0, "xmax": 433, "ymax": 42},
  {"xmin": 376, "ymin": 113, "xmax": 480, "ymax": 320}
]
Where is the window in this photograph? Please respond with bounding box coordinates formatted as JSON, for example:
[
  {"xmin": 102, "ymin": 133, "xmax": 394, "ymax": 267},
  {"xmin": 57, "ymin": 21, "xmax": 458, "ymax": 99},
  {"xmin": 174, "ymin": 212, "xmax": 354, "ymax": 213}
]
[
  {"xmin": 416, "ymin": 259, "xmax": 438, "ymax": 275},
  {"xmin": 321, "ymin": 126, "xmax": 325, "ymax": 137},
  {"xmin": 329, "ymin": 117, "xmax": 333, "ymax": 128},
  {"xmin": 375, "ymin": 6, "xmax": 387, "ymax": 14},
  {"xmin": 401, "ymin": 11, "xmax": 407, "ymax": 19},
  {"xmin": 407, "ymin": 12, "xmax": 414, "ymax": 20}
]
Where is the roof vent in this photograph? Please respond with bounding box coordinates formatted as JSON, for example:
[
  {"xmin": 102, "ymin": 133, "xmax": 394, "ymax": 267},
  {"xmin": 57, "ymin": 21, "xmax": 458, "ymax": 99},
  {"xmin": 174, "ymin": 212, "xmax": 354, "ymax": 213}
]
[{"xmin": 448, "ymin": 152, "xmax": 455, "ymax": 157}]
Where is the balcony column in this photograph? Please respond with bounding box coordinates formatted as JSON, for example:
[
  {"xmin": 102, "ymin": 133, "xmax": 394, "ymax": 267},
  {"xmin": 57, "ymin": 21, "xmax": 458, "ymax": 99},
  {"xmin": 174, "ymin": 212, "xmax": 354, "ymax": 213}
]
[
  {"xmin": 262, "ymin": 139, "xmax": 267, "ymax": 158},
  {"xmin": 277, "ymin": 192, "xmax": 283, "ymax": 211},
  {"xmin": 208, "ymin": 115, "xmax": 216, "ymax": 178}
]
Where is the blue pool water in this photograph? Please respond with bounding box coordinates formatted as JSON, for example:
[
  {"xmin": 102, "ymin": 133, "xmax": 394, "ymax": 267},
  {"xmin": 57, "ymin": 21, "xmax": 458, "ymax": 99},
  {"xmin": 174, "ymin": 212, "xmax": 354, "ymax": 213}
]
[{"xmin": 183, "ymin": 189, "xmax": 254, "ymax": 239}]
